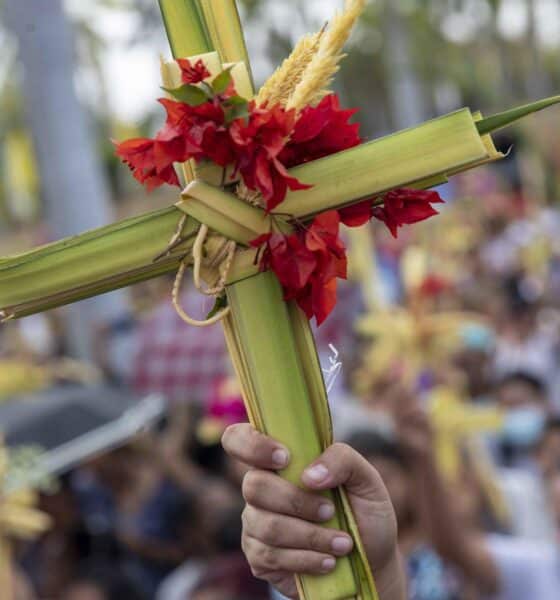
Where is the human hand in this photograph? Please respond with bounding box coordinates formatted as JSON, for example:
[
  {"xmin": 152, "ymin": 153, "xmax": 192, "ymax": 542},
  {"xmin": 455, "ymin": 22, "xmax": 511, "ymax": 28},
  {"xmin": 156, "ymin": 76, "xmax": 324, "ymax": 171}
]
[
  {"xmin": 394, "ymin": 388, "xmax": 434, "ymax": 462},
  {"xmin": 222, "ymin": 424, "xmax": 405, "ymax": 599}
]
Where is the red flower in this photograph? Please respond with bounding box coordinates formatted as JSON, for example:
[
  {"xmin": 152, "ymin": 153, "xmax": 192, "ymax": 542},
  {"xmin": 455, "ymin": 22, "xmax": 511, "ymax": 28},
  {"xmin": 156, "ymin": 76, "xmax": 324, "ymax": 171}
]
[
  {"xmin": 230, "ymin": 103, "xmax": 311, "ymax": 211},
  {"xmin": 115, "ymin": 95, "xmax": 239, "ymax": 191},
  {"xmin": 251, "ymin": 211, "xmax": 347, "ymax": 324},
  {"xmin": 176, "ymin": 58, "xmax": 211, "ymax": 84},
  {"xmin": 114, "ymin": 137, "xmax": 182, "ymax": 191},
  {"xmin": 280, "ymin": 94, "xmax": 361, "ymax": 167},
  {"xmin": 372, "ymin": 189, "xmax": 444, "ymax": 238},
  {"xmin": 339, "ymin": 189, "xmax": 444, "ymax": 236},
  {"xmin": 418, "ymin": 274, "xmax": 451, "ymax": 298},
  {"xmin": 228, "ymin": 94, "xmax": 360, "ymax": 213}
]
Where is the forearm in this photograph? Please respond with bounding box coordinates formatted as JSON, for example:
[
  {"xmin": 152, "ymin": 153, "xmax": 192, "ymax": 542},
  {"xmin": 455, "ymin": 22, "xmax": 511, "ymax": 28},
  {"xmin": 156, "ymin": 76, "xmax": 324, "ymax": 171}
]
[{"xmin": 412, "ymin": 451, "xmax": 498, "ymax": 593}]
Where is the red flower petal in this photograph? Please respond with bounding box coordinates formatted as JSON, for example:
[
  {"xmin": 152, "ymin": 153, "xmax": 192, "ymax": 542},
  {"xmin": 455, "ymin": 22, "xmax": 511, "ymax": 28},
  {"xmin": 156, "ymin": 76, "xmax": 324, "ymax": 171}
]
[
  {"xmin": 280, "ymin": 94, "xmax": 361, "ymax": 167},
  {"xmin": 373, "ymin": 188, "xmax": 445, "ymax": 238},
  {"xmin": 114, "ymin": 137, "xmax": 155, "ymax": 169},
  {"xmin": 229, "ymin": 103, "xmax": 309, "ymax": 211},
  {"xmin": 252, "ymin": 210, "xmax": 348, "ymax": 325},
  {"xmin": 177, "ymin": 58, "xmax": 211, "ymax": 84},
  {"xmin": 114, "ymin": 137, "xmax": 181, "ymax": 192},
  {"xmin": 158, "ymin": 98, "xmax": 192, "ymax": 131},
  {"xmin": 339, "ymin": 201, "xmax": 373, "ymax": 227},
  {"xmin": 268, "ymin": 233, "xmax": 317, "ymax": 292},
  {"xmin": 249, "ymin": 233, "xmax": 272, "ymax": 248},
  {"xmin": 311, "ymin": 278, "xmax": 338, "ymax": 326}
]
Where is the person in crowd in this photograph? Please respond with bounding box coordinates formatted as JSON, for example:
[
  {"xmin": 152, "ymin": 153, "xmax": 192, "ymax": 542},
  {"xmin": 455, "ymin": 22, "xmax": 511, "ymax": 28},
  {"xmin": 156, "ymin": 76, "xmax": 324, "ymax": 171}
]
[
  {"xmin": 60, "ymin": 563, "xmax": 146, "ymax": 600},
  {"xmin": 536, "ymin": 418, "xmax": 560, "ymax": 477},
  {"xmin": 346, "ymin": 430, "xmax": 462, "ymax": 600},
  {"xmin": 493, "ymin": 371, "xmax": 550, "ymax": 467},
  {"xmin": 493, "ymin": 296, "xmax": 558, "ymax": 392},
  {"xmin": 22, "ymin": 476, "xmax": 88, "ymax": 597},
  {"xmin": 155, "ymin": 486, "xmax": 263, "ymax": 599}
]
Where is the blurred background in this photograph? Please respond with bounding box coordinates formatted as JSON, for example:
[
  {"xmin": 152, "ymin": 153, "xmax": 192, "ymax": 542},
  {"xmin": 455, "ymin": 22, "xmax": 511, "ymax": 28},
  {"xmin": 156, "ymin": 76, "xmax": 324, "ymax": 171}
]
[{"xmin": 1, "ymin": 0, "xmax": 560, "ymax": 599}]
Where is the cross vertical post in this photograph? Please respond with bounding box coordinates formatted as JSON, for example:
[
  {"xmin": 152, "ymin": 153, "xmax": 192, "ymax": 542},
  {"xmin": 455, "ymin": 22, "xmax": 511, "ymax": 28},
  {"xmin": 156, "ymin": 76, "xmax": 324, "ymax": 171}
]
[{"xmin": 157, "ymin": 3, "xmax": 368, "ymax": 597}]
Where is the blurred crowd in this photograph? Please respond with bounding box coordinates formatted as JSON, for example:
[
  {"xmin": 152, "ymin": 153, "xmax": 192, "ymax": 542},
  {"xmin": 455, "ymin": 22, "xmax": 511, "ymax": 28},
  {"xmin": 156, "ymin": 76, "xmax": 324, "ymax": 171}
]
[{"xmin": 4, "ymin": 148, "xmax": 560, "ymax": 600}]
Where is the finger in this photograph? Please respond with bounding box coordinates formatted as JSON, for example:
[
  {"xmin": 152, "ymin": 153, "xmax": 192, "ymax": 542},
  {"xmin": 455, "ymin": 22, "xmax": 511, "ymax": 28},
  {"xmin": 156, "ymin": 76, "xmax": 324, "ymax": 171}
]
[
  {"xmin": 222, "ymin": 423, "xmax": 290, "ymax": 470},
  {"xmin": 243, "ymin": 535, "xmax": 337, "ymax": 576},
  {"xmin": 242, "ymin": 469, "xmax": 336, "ymax": 523},
  {"xmin": 243, "ymin": 505, "xmax": 353, "ymax": 557},
  {"xmin": 301, "ymin": 442, "xmax": 390, "ymax": 503}
]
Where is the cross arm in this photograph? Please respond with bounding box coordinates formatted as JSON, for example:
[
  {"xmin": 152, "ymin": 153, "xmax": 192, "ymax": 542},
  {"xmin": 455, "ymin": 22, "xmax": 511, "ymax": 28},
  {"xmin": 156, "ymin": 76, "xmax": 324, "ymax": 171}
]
[
  {"xmin": 1, "ymin": 93, "xmax": 558, "ymax": 320},
  {"xmin": 0, "ymin": 207, "xmax": 199, "ymax": 320}
]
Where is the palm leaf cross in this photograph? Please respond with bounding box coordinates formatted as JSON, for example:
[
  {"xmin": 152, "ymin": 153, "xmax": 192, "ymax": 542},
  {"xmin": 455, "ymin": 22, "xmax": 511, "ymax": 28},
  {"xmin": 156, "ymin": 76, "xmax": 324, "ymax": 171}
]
[{"xmin": 1, "ymin": 2, "xmax": 559, "ymax": 598}]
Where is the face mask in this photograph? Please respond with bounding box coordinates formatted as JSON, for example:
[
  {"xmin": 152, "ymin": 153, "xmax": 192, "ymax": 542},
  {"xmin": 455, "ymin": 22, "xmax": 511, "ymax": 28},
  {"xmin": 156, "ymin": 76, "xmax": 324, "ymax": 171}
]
[{"xmin": 502, "ymin": 406, "xmax": 546, "ymax": 447}]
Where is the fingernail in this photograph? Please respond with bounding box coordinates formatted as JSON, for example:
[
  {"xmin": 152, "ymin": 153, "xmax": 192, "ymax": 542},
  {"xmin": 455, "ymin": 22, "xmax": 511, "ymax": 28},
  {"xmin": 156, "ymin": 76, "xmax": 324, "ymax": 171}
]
[
  {"xmin": 318, "ymin": 503, "xmax": 335, "ymax": 522},
  {"xmin": 304, "ymin": 464, "xmax": 329, "ymax": 484},
  {"xmin": 331, "ymin": 536, "xmax": 353, "ymax": 555},
  {"xmin": 272, "ymin": 448, "xmax": 289, "ymax": 468},
  {"xmin": 321, "ymin": 558, "xmax": 336, "ymax": 573}
]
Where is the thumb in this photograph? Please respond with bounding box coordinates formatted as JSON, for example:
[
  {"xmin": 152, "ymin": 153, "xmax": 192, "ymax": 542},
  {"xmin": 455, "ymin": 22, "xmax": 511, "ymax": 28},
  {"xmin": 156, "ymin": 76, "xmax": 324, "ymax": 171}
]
[{"xmin": 301, "ymin": 442, "xmax": 390, "ymax": 504}]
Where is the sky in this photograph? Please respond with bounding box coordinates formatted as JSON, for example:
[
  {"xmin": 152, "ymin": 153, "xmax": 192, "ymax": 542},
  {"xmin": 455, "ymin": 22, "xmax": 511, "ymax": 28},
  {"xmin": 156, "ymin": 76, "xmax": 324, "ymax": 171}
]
[{"xmin": 62, "ymin": 0, "xmax": 560, "ymax": 123}]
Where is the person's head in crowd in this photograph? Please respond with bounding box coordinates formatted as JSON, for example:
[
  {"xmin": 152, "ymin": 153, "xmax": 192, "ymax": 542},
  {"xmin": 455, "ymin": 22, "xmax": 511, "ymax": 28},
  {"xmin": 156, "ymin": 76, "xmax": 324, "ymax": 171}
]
[
  {"xmin": 86, "ymin": 446, "xmax": 143, "ymax": 496},
  {"xmin": 346, "ymin": 430, "xmax": 413, "ymax": 528},
  {"xmin": 453, "ymin": 324, "xmax": 495, "ymax": 400},
  {"xmin": 535, "ymin": 418, "xmax": 560, "ymax": 477},
  {"xmin": 496, "ymin": 372, "xmax": 549, "ymax": 465},
  {"xmin": 502, "ymin": 276, "xmax": 541, "ymax": 340},
  {"xmin": 496, "ymin": 371, "xmax": 548, "ymax": 411},
  {"xmin": 191, "ymin": 377, "xmax": 250, "ymax": 486},
  {"xmin": 190, "ymin": 437, "xmax": 249, "ymax": 487},
  {"xmin": 60, "ymin": 563, "xmax": 146, "ymax": 600}
]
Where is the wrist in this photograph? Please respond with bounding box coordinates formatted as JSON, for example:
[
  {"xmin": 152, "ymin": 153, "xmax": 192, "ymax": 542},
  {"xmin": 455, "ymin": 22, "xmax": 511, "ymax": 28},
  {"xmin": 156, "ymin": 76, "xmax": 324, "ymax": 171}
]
[{"xmin": 374, "ymin": 549, "xmax": 407, "ymax": 600}]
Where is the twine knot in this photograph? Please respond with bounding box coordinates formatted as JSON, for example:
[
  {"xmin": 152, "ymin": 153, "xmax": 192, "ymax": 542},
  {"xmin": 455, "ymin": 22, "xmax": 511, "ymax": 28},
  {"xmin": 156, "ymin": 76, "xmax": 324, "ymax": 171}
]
[{"xmin": 172, "ymin": 223, "xmax": 236, "ymax": 327}]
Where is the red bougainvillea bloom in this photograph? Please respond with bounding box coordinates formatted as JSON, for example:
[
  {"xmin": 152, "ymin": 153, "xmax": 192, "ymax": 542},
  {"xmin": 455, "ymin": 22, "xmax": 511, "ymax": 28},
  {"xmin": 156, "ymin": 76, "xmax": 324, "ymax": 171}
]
[
  {"xmin": 301, "ymin": 211, "xmax": 347, "ymax": 324},
  {"xmin": 251, "ymin": 211, "xmax": 347, "ymax": 324},
  {"xmin": 230, "ymin": 103, "xmax": 311, "ymax": 211},
  {"xmin": 280, "ymin": 94, "xmax": 361, "ymax": 167},
  {"xmin": 158, "ymin": 97, "xmax": 235, "ymax": 167},
  {"xmin": 114, "ymin": 137, "xmax": 183, "ymax": 191},
  {"xmin": 339, "ymin": 189, "xmax": 444, "ymax": 235},
  {"xmin": 176, "ymin": 58, "xmax": 211, "ymax": 84},
  {"xmin": 114, "ymin": 94, "xmax": 239, "ymax": 192},
  {"xmin": 372, "ymin": 189, "xmax": 444, "ymax": 238}
]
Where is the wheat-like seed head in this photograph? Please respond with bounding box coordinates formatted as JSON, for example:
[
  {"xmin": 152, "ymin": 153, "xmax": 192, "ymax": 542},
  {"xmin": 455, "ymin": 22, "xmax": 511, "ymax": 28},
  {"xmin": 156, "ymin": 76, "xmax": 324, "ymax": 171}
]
[
  {"xmin": 287, "ymin": 0, "xmax": 366, "ymax": 111},
  {"xmin": 256, "ymin": 28, "xmax": 324, "ymax": 107}
]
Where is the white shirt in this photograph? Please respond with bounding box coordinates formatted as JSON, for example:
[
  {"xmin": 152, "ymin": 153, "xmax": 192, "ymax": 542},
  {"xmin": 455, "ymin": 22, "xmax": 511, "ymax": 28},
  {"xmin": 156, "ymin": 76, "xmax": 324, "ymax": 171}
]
[
  {"xmin": 485, "ymin": 535, "xmax": 560, "ymax": 600},
  {"xmin": 156, "ymin": 560, "xmax": 204, "ymax": 600}
]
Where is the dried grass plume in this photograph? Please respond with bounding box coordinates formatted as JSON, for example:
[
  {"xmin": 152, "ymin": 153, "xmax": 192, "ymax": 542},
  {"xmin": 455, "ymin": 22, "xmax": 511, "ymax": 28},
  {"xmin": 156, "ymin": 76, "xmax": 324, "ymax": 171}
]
[
  {"xmin": 287, "ymin": 0, "xmax": 366, "ymax": 111},
  {"xmin": 256, "ymin": 29, "xmax": 325, "ymax": 107}
]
